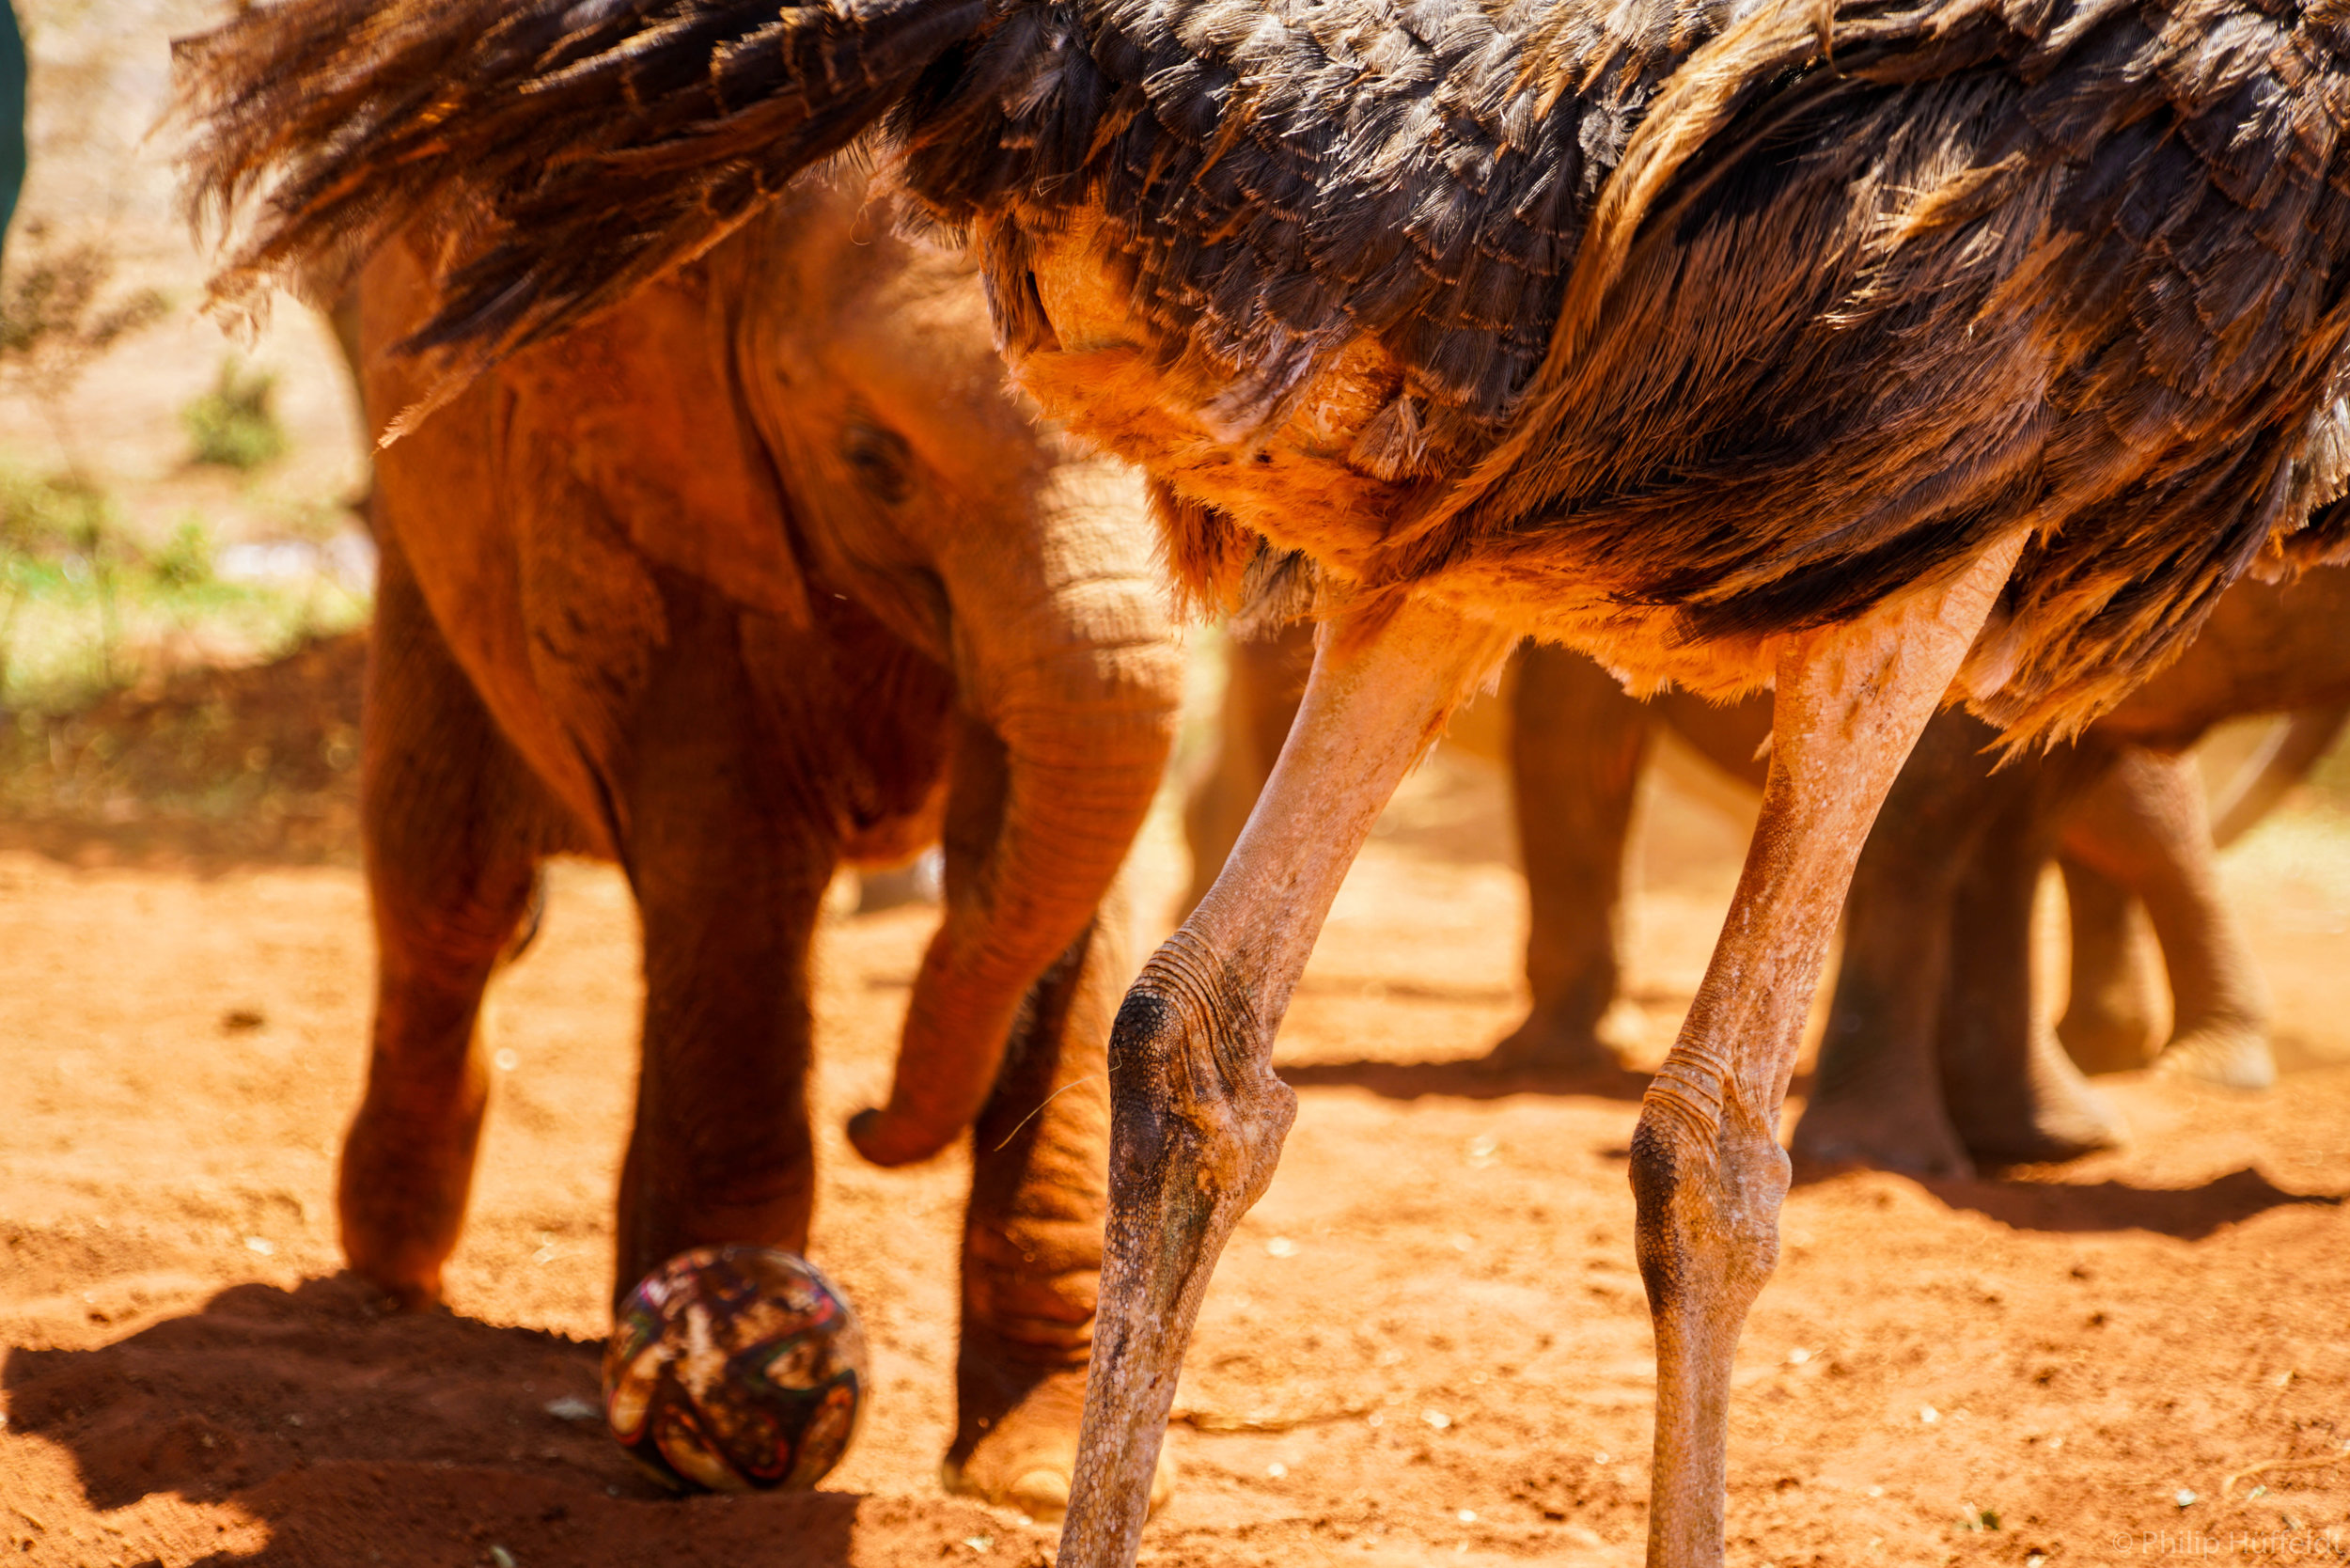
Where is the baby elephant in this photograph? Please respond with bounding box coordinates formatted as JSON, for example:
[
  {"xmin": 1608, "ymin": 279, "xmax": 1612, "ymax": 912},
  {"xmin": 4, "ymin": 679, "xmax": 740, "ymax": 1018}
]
[{"xmin": 344, "ymin": 174, "xmax": 1182, "ymax": 1517}]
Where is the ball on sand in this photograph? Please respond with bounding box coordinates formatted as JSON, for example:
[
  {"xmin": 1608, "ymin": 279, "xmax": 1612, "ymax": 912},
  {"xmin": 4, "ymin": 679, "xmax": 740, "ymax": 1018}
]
[{"xmin": 603, "ymin": 1246, "xmax": 867, "ymax": 1492}]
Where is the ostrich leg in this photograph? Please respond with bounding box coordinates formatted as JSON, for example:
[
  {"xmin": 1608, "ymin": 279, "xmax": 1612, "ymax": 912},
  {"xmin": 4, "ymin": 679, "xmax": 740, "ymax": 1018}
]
[
  {"xmin": 1637, "ymin": 534, "xmax": 2022, "ymax": 1566},
  {"xmin": 1054, "ymin": 592, "xmax": 1514, "ymax": 1568}
]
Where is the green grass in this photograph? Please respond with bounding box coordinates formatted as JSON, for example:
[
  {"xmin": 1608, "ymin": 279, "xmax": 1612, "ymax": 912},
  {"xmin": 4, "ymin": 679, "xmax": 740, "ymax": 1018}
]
[
  {"xmin": 0, "ymin": 465, "xmax": 368, "ymax": 713},
  {"xmin": 180, "ymin": 358, "xmax": 290, "ymax": 471}
]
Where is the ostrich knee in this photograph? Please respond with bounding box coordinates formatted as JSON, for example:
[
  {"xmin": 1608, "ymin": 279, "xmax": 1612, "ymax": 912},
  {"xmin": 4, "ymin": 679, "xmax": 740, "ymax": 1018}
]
[
  {"xmin": 1055, "ymin": 949, "xmax": 1296, "ymax": 1565},
  {"xmin": 1632, "ymin": 1082, "xmax": 1789, "ymax": 1562}
]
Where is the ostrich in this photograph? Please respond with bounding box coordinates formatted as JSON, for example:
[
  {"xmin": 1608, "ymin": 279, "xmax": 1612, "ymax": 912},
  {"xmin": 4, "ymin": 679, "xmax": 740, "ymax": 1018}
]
[{"xmin": 176, "ymin": 0, "xmax": 2350, "ymax": 1561}]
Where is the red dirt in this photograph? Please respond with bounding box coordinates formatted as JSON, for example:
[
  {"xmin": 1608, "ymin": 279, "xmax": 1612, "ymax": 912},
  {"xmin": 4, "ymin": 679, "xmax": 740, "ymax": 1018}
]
[{"xmin": 3, "ymin": 684, "xmax": 2348, "ymax": 1567}]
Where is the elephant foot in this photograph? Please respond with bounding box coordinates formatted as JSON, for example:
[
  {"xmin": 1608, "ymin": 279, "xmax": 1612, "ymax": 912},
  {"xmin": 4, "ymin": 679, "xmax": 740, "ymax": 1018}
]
[
  {"xmin": 943, "ymin": 1362, "xmax": 1174, "ymax": 1524},
  {"xmin": 353, "ymin": 1272, "xmax": 443, "ymax": 1313},
  {"xmin": 1788, "ymin": 1079, "xmax": 1975, "ymax": 1179},
  {"xmin": 2153, "ymin": 1021, "xmax": 2277, "ymax": 1090},
  {"xmin": 1479, "ymin": 1002, "xmax": 1635, "ymax": 1077},
  {"xmin": 1948, "ymin": 1031, "xmax": 2127, "ymax": 1166},
  {"xmin": 2055, "ymin": 1005, "xmax": 2159, "ymax": 1075}
]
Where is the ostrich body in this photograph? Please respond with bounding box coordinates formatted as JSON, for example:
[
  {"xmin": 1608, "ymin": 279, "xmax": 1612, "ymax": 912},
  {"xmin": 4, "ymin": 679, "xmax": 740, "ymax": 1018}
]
[{"xmin": 178, "ymin": 0, "xmax": 2350, "ymax": 1560}]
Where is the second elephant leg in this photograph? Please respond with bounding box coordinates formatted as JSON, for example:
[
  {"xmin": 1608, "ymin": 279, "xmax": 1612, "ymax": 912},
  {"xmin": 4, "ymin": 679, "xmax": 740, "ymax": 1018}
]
[
  {"xmin": 1937, "ymin": 769, "xmax": 2126, "ymax": 1164},
  {"xmin": 1494, "ymin": 641, "xmax": 1651, "ymax": 1071},
  {"xmin": 1179, "ymin": 619, "xmax": 1315, "ymax": 914},
  {"xmin": 344, "ymin": 539, "xmax": 553, "ymax": 1309},
  {"xmin": 614, "ymin": 630, "xmax": 833, "ymax": 1297},
  {"xmin": 936, "ymin": 709, "xmax": 1162, "ymax": 1520},
  {"xmin": 2052, "ymin": 855, "xmax": 2167, "ymax": 1074},
  {"xmin": 2059, "ymin": 749, "xmax": 2275, "ymax": 1089},
  {"xmin": 948, "ymin": 901, "xmax": 1149, "ymax": 1522},
  {"xmin": 1788, "ymin": 709, "xmax": 1998, "ymax": 1178}
]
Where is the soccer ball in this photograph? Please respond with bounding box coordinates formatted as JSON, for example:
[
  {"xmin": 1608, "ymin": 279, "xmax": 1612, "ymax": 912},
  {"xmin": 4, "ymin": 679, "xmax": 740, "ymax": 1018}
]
[{"xmin": 603, "ymin": 1245, "xmax": 868, "ymax": 1492}]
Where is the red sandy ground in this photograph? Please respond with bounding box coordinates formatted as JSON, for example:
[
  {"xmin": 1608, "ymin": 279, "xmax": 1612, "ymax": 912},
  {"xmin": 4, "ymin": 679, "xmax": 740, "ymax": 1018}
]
[{"xmin": 2, "ymin": 689, "xmax": 2347, "ymax": 1568}]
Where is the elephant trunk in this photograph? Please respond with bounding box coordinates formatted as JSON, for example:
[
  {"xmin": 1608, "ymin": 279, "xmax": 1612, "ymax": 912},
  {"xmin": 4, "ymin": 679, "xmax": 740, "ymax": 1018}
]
[{"xmin": 849, "ymin": 463, "xmax": 1179, "ymax": 1166}]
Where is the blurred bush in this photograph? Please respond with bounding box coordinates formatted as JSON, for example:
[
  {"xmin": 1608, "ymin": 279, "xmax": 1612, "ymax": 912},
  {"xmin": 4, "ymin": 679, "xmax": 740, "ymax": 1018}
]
[{"xmin": 182, "ymin": 357, "xmax": 289, "ymax": 470}]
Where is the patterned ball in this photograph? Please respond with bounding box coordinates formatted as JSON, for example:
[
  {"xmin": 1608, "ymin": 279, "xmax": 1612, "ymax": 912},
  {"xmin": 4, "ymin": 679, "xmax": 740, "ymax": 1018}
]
[{"xmin": 603, "ymin": 1246, "xmax": 868, "ymax": 1492}]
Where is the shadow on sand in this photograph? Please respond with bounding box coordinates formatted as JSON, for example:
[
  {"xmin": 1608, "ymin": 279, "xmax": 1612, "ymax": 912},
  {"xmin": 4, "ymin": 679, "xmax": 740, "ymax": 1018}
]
[
  {"xmin": 1904, "ymin": 1164, "xmax": 2343, "ymax": 1242},
  {"xmin": 0, "ymin": 1274, "xmax": 967, "ymax": 1568},
  {"xmin": 1278, "ymin": 1045, "xmax": 2337, "ymax": 1244},
  {"xmin": 1277, "ymin": 1051, "xmax": 1654, "ymax": 1104}
]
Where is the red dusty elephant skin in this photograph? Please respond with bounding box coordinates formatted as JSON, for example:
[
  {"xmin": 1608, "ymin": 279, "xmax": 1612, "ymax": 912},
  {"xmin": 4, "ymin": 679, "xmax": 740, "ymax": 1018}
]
[{"xmin": 344, "ymin": 175, "xmax": 1183, "ymax": 1519}]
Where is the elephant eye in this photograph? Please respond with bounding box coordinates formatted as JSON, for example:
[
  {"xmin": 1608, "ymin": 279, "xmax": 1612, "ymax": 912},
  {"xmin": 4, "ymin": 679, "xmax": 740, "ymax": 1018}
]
[{"xmin": 840, "ymin": 421, "xmax": 915, "ymax": 505}]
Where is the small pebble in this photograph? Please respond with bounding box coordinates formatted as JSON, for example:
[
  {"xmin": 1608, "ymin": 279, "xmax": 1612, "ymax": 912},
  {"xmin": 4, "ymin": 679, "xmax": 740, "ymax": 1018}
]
[
  {"xmin": 244, "ymin": 1237, "xmax": 274, "ymax": 1257},
  {"xmin": 490, "ymin": 1548, "xmax": 516, "ymax": 1568},
  {"xmin": 1266, "ymin": 1463, "xmax": 1287, "ymax": 1480},
  {"xmin": 494, "ymin": 1048, "xmax": 519, "ymax": 1072},
  {"xmin": 1456, "ymin": 1509, "xmax": 1477, "ymax": 1524},
  {"xmin": 543, "ymin": 1395, "xmax": 601, "ymax": 1423},
  {"xmin": 1264, "ymin": 1236, "xmax": 1296, "ymax": 1259},
  {"xmin": 2174, "ymin": 1488, "xmax": 2197, "ymax": 1509},
  {"xmin": 1918, "ymin": 1405, "xmax": 1939, "ymax": 1425},
  {"xmin": 1423, "ymin": 1410, "xmax": 1451, "ymax": 1430}
]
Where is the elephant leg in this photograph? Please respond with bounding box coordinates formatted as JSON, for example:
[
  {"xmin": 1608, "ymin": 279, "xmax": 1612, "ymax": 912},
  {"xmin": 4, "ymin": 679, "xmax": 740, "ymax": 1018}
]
[
  {"xmin": 1638, "ymin": 538, "xmax": 2020, "ymax": 1566},
  {"xmin": 1490, "ymin": 640, "xmax": 1651, "ymax": 1071},
  {"xmin": 2060, "ymin": 749, "xmax": 2275, "ymax": 1090},
  {"xmin": 1179, "ymin": 619, "xmax": 1314, "ymax": 914},
  {"xmin": 930, "ymin": 710, "xmax": 1162, "ymax": 1519},
  {"xmin": 948, "ymin": 896, "xmax": 1155, "ymax": 1521},
  {"xmin": 345, "ymin": 538, "xmax": 550, "ymax": 1309},
  {"xmin": 2052, "ymin": 855, "xmax": 2165, "ymax": 1074},
  {"xmin": 614, "ymin": 608, "xmax": 833, "ymax": 1297},
  {"xmin": 1937, "ymin": 768, "xmax": 2127, "ymax": 1162},
  {"xmin": 1786, "ymin": 709, "xmax": 2001, "ymax": 1177}
]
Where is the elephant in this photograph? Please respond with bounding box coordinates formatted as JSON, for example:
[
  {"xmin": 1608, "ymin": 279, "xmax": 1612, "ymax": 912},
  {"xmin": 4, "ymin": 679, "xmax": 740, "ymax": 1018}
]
[
  {"xmin": 1186, "ymin": 605, "xmax": 2336, "ymax": 1166},
  {"xmin": 343, "ymin": 171, "xmax": 1183, "ymax": 1519},
  {"xmin": 1794, "ymin": 563, "xmax": 2350, "ymax": 1174}
]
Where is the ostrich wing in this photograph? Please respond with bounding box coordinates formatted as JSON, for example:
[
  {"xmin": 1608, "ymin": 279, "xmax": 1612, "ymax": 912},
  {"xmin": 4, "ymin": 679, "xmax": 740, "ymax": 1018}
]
[{"xmin": 1395, "ymin": 0, "xmax": 2350, "ymax": 739}]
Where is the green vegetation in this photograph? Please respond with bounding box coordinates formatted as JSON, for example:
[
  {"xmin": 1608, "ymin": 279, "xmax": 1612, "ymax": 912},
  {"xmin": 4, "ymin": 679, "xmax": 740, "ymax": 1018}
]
[
  {"xmin": 181, "ymin": 357, "xmax": 290, "ymax": 470},
  {"xmin": 0, "ymin": 228, "xmax": 361, "ymax": 713},
  {"xmin": 0, "ymin": 462, "xmax": 367, "ymax": 713}
]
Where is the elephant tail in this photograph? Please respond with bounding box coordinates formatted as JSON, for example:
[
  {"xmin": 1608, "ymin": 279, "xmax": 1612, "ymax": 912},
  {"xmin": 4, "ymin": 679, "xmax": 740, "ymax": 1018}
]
[{"xmin": 176, "ymin": 0, "xmax": 986, "ymax": 380}]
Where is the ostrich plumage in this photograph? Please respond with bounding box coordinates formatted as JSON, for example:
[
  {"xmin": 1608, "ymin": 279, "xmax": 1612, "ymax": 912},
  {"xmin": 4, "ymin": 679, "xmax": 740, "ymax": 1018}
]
[
  {"xmin": 180, "ymin": 0, "xmax": 2350, "ymax": 734},
  {"xmin": 172, "ymin": 1, "xmax": 2350, "ymax": 1562}
]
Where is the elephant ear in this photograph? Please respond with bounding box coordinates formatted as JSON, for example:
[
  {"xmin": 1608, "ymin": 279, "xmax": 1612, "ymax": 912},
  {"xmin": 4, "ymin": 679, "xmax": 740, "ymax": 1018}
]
[{"xmin": 499, "ymin": 236, "xmax": 815, "ymax": 632}]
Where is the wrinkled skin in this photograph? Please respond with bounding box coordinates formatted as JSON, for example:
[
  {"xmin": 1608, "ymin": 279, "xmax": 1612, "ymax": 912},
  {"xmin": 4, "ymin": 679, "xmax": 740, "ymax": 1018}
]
[
  {"xmin": 1184, "ymin": 618, "xmax": 2305, "ymax": 1136},
  {"xmin": 1794, "ymin": 565, "xmax": 2350, "ymax": 1172},
  {"xmin": 346, "ymin": 176, "xmax": 1182, "ymax": 1518}
]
